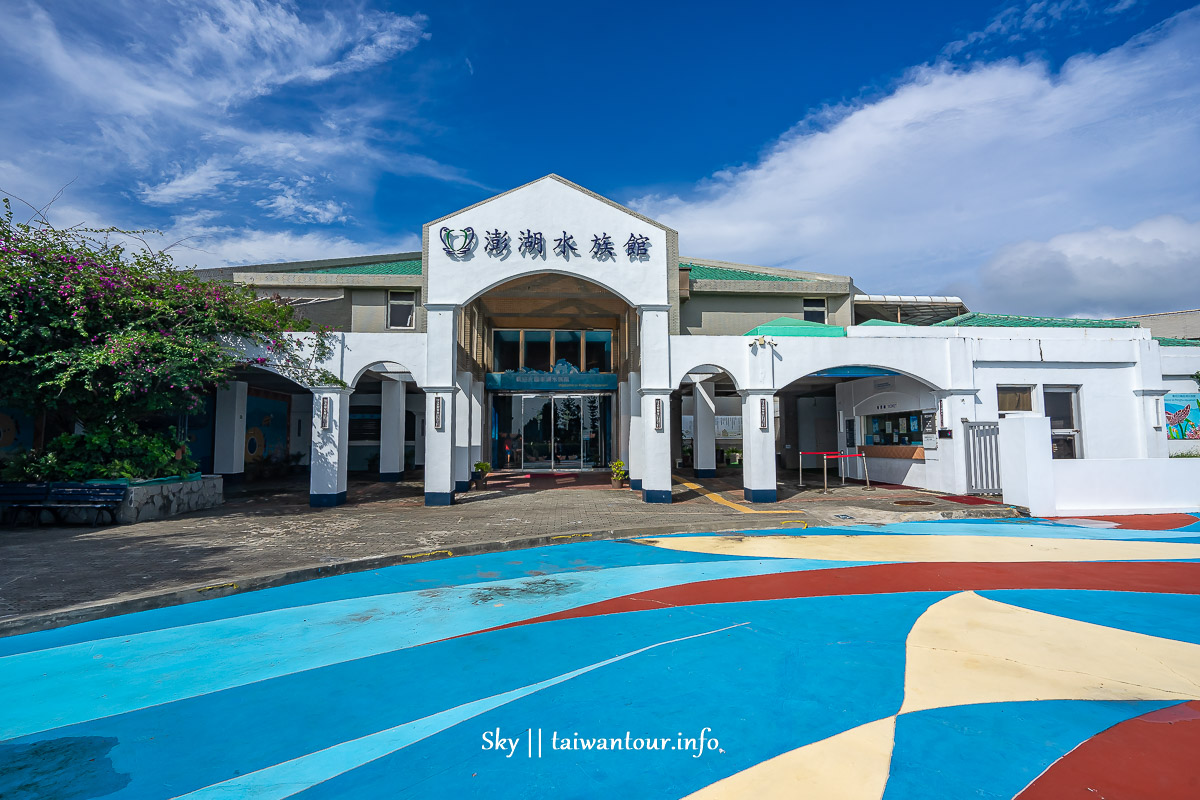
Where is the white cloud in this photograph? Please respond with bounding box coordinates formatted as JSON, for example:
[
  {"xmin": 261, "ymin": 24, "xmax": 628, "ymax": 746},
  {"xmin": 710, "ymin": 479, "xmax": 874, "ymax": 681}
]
[
  {"xmin": 0, "ymin": 0, "xmax": 450, "ymax": 227},
  {"xmin": 256, "ymin": 178, "xmax": 348, "ymax": 224},
  {"xmin": 175, "ymin": 227, "xmax": 420, "ymax": 268},
  {"xmin": 632, "ymin": 8, "xmax": 1200, "ymax": 316},
  {"xmin": 944, "ymin": 0, "xmax": 1140, "ymax": 58},
  {"xmin": 967, "ymin": 215, "xmax": 1200, "ymax": 317},
  {"xmin": 139, "ymin": 159, "xmax": 237, "ymax": 205}
]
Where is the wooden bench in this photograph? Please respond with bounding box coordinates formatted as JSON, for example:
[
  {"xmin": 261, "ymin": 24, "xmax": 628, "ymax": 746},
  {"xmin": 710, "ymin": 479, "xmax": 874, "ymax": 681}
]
[
  {"xmin": 0, "ymin": 482, "xmax": 127, "ymax": 526},
  {"xmin": 0, "ymin": 483, "xmax": 50, "ymax": 526},
  {"xmin": 44, "ymin": 483, "xmax": 127, "ymax": 525}
]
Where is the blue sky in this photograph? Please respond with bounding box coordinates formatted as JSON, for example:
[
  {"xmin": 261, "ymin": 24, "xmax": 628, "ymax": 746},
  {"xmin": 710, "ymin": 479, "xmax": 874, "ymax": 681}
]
[{"xmin": 1, "ymin": 0, "xmax": 1198, "ymax": 316}]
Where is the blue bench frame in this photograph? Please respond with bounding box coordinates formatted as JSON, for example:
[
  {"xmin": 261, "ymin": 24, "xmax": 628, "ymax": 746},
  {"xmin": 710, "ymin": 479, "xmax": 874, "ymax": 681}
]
[{"xmin": 1, "ymin": 482, "xmax": 126, "ymax": 526}]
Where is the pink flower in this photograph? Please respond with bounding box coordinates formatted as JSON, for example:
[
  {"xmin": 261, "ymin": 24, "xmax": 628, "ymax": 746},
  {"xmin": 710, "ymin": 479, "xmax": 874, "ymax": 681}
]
[{"xmin": 1166, "ymin": 405, "xmax": 1190, "ymax": 426}]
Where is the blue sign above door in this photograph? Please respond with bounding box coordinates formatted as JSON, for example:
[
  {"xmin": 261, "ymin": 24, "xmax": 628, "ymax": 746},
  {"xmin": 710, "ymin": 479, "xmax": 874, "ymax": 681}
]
[{"xmin": 486, "ymin": 371, "xmax": 619, "ymax": 392}]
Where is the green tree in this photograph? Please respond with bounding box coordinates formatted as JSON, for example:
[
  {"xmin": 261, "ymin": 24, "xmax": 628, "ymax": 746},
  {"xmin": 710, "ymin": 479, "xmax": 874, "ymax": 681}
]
[{"xmin": 0, "ymin": 199, "xmax": 340, "ymax": 478}]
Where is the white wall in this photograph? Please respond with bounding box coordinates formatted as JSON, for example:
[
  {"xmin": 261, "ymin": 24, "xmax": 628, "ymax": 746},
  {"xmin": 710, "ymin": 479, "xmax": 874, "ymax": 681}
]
[
  {"xmin": 1053, "ymin": 458, "xmax": 1200, "ymax": 515},
  {"xmin": 1000, "ymin": 413, "xmax": 1200, "ymax": 516},
  {"xmin": 425, "ymin": 177, "xmax": 670, "ymax": 309}
]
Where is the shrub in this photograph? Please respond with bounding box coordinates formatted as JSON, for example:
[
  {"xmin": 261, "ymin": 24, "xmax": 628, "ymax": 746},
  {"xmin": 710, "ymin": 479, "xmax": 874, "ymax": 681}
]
[{"xmin": 0, "ymin": 425, "xmax": 195, "ymax": 481}]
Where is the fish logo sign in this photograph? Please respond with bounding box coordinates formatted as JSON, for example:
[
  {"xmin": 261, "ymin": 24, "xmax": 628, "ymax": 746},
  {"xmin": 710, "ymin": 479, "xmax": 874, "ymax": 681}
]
[{"xmin": 440, "ymin": 227, "xmax": 476, "ymax": 258}]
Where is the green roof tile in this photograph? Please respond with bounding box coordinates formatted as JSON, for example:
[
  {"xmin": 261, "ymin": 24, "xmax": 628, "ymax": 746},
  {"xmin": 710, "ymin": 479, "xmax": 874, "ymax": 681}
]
[
  {"xmin": 684, "ymin": 263, "xmax": 806, "ymax": 282},
  {"xmin": 303, "ymin": 260, "xmax": 422, "ymax": 275},
  {"xmin": 1155, "ymin": 337, "xmax": 1200, "ymax": 347},
  {"xmin": 745, "ymin": 316, "xmax": 846, "ymax": 337},
  {"xmin": 933, "ymin": 312, "xmax": 1140, "ymax": 329}
]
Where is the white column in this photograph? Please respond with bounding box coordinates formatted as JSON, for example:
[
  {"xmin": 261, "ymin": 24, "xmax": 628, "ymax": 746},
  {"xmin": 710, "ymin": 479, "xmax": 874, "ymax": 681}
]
[
  {"xmin": 414, "ymin": 407, "xmax": 426, "ymax": 466},
  {"xmin": 424, "ymin": 390, "xmax": 455, "ymax": 504},
  {"xmin": 617, "ymin": 379, "xmax": 631, "ymax": 465},
  {"xmin": 214, "ymin": 380, "xmax": 247, "ymax": 476},
  {"xmin": 741, "ymin": 390, "xmax": 778, "ymax": 502},
  {"xmin": 379, "ymin": 378, "xmax": 406, "ymax": 481},
  {"xmin": 290, "ymin": 392, "xmax": 311, "ymax": 466},
  {"xmin": 470, "ymin": 379, "xmax": 485, "ymax": 472},
  {"xmin": 998, "ymin": 413, "xmax": 1057, "ymax": 516},
  {"xmin": 638, "ymin": 306, "xmax": 673, "ymax": 503},
  {"xmin": 454, "ymin": 370, "xmax": 472, "ymax": 492},
  {"xmin": 424, "ymin": 305, "xmax": 458, "ymax": 505},
  {"xmin": 310, "ymin": 387, "xmax": 351, "ymax": 507},
  {"xmin": 627, "ymin": 372, "xmax": 643, "ymax": 490},
  {"xmin": 641, "ymin": 390, "xmax": 673, "ymax": 502},
  {"xmin": 692, "ymin": 379, "xmax": 717, "ymax": 478}
]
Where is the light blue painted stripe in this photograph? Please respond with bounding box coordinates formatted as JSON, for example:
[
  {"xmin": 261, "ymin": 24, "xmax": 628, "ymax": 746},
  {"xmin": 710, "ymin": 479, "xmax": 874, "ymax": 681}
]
[
  {"xmin": 820, "ymin": 520, "xmax": 1200, "ymax": 540},
  {"xmin": 171, "ymin": 622, "xmax": 748, "ymax": 799},
  {"xmin": 0, "ymin": 558, "xmax": 873, "ymax": 741}
]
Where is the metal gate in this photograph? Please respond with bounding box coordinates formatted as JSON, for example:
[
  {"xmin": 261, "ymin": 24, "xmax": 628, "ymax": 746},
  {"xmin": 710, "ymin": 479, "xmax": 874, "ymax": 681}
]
[{"xmin": 963, "ymin": 421, "xmax": 1002, "ymax": 495}]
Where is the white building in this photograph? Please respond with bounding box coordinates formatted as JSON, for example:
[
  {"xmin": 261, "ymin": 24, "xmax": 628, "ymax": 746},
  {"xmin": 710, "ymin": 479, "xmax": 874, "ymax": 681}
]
[{"xmin": 201, "ymin": 175, "xmax": 1200, "ymax": 513}]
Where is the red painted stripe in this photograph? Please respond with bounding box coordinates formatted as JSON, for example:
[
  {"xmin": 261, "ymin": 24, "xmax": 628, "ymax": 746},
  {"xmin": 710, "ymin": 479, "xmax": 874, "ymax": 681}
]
[
  {"xmin": 440, "ymin": 561, "xmax": 1200, "ymax": 643},
  {"xmin": 1047, "ymin": 513, "xmax": 1199, "ymax": 531},
  {"xmin": 1016, "ymin": 700, "xmax": 1200, "ymax": 799}
]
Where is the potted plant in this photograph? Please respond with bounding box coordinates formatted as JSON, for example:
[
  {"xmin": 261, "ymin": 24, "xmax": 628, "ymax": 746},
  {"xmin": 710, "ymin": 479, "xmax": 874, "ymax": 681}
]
[
  {"xmin": 726, "ymin": 447, "xmax": 742, "ymax": 466},
  {"xmin": 473, "ymin": 461, "xmax": 492, "ymax": 488},
  {"xmin": 609, "ymin": 460, "xmax": 628, "ymax": 489}
]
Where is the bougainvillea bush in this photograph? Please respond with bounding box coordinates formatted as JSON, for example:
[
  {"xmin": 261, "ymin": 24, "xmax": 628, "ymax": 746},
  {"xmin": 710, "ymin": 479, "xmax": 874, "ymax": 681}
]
[{"xmin": 0, "ymin": 199, "xmax": 340, "ymax": 480}]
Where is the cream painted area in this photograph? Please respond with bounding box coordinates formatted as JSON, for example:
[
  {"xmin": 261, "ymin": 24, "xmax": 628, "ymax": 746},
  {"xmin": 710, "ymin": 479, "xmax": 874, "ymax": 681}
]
[
  {"xmin": 900, "ymin": 591, "xmax": 1200, "ymax": 714},
  {"xmin": 635, "ymin": 534, "xmax": 1200, "ymax": 562},
  {"xmin": 684, "ymin": 717, "xmax": 895, "ymax": 800}
]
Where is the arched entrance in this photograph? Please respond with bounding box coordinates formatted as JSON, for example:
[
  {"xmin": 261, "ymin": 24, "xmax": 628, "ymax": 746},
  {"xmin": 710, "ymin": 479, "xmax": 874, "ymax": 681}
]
[
  {"xmin": 775, "ymin": 365, "xmax": 944, "ymax": 491},
  {"xmin": 468, "ymin": 273, "xmax": 636, "ymax": 476},
  {"xmin": 676, "ymin": 365, "xmax": 745, "ymax": 493}
]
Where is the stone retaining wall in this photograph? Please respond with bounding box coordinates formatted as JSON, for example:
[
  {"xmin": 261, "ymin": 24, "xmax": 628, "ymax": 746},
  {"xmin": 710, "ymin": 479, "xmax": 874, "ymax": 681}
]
[{"xmin": 117, "ymin": 475, "xmax": 224, "ymax": 524}]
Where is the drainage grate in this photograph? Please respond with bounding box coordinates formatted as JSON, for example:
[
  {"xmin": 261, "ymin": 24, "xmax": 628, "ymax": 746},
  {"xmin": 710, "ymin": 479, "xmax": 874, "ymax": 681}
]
[{"xmin": 893, "ymin": 500, "xmax": 935, "ymax": 506}]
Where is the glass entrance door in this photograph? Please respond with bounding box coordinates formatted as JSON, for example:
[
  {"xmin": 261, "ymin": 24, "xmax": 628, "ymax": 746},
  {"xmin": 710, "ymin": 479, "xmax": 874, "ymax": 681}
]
[
  {"xmin": 520, "ymin": 395, "xmax": 552, "ymax": 469},
  {"xmin": 553, "ymin": 397, "xmax": 582, "ymax": 469},
  {"xmin": 494, "ymin": 394, "xmax": 611, "ymax": 471}
]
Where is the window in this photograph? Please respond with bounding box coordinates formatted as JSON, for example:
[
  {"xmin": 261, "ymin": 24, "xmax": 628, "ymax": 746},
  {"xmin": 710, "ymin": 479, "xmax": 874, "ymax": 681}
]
[
  {"xmin": 584, "ymin": 330, "xmax": 613, "ymax": 372},
  {"xmin": 554, "ymin": 330, "xmax": 582, "ymax": 371},
  {"xmin": 997, "ymin": 386, "xmax": 1033, "ymax": 414},
  {"xmin": 1044, "ymin": 387, "xmax": 1081, "ymax": 459},
  {"xmin": 803, "ymin": 298, "xmax": 827, "ymax": 324},
  {"xmin": 493, "ymin": 330, "xmax": 521, "ymax": 371},
  {"xmin": 863, "ymin": 411, "xmax": 923, "ymax": 446},
  {"xmin": 387, "ymin": 291, "xmax": 415, "ymax": 329},
  {"xmin": 523, "ymin": 330, "xmax": 552, "ymax": 372}
]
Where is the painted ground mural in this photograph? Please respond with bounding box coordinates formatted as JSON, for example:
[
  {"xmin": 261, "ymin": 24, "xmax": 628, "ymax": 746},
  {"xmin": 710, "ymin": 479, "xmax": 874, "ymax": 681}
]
[{"xmin": 2, "ymin": 517, "xmax": 1199, "ymax": 799}]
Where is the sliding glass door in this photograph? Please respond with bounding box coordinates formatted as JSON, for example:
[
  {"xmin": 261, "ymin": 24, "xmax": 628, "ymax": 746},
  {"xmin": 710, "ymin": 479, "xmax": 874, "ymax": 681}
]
[{"xmin": 492, "ymin": 394, "xmax": 612, "ymax": 471}]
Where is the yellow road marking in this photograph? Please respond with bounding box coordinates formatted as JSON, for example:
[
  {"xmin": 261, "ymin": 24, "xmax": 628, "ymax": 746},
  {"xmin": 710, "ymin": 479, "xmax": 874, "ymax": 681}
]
[
  {"xmin": 402, "ymin": 549, "xmax": 453, "ymax": 560},
  {"xmin": 672, "ymin": 475, "xmax": 797, "ymax": 514},
  {"xmin": 551, "ymin": 533, "xmax": 593, "ymax": 540}
]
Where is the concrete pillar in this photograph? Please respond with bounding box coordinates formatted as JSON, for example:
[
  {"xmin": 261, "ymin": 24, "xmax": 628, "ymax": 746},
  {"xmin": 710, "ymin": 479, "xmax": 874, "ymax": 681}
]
[
  {"xmin": 641, "ymin": 390, "xmax": 673, "ymax": 503},
  {"xmin": 424, "ymin": 390, "xmax": 455, "ymax": 505},
  {"xmin": 627, "ymin": 371, "xmax": 643, "ymax": 490},
  {"xmin": 998, "ymin": 413, "xmax": 1056, "ymax": 516},
  {"xmin": 290, "ymin": 392, "xmax": 311, "ymax": 466},
  {"xmin": 470, "ymin": 380, "xmax": 485, "ymax": 471},
  {"xmin": 310, "ymin": 387, "xmax": 351, "ymax": 507},
  {"xmin": 670, "ymin": 392, "xmax": 683, "ymax": 468},
  {"xmin": 692, "ymin": 379, "xmax": 717, "ymax": 478},
  {"xmin": 414, "ymin": 408, "xmax": 426, "ymax": 466},
  {"xmin": 213, "ymin": 380, "xmax": 247, "ymax": 475},
  {"xmin": 379, "ymin": 378, "xmax": 406, "ymax": 481},
  {"xmin": 424, "ymin": 305, "xmax": 458, "ymax": 505},
  {"xmin": 618, "ymin": 380, "xmax": 631, "ymax": 464},
  {"xmin": 454, "ymin": 371, "xmax": 472, "ymax": 492},
  {"xmin": 741, "ymin": 390, "xmax": 778, "ymax": 503}
]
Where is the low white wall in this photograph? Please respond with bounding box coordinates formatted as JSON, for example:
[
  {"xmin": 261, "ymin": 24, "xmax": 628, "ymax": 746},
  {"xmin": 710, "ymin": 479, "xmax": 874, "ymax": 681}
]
[
  {"xmin": 1052, "ymin": 458, "xmax": 1200, "ymax": 515},
  {"xmin": 999, "ymin": 414, "xmax": 1200, "ymax": 516}
]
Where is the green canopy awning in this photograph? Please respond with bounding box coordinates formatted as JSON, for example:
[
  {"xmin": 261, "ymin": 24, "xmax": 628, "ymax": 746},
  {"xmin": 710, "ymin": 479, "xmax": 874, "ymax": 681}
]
[{"xmin": 744, "ymin": 316, "xmax": 846, "ymax": 338}]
